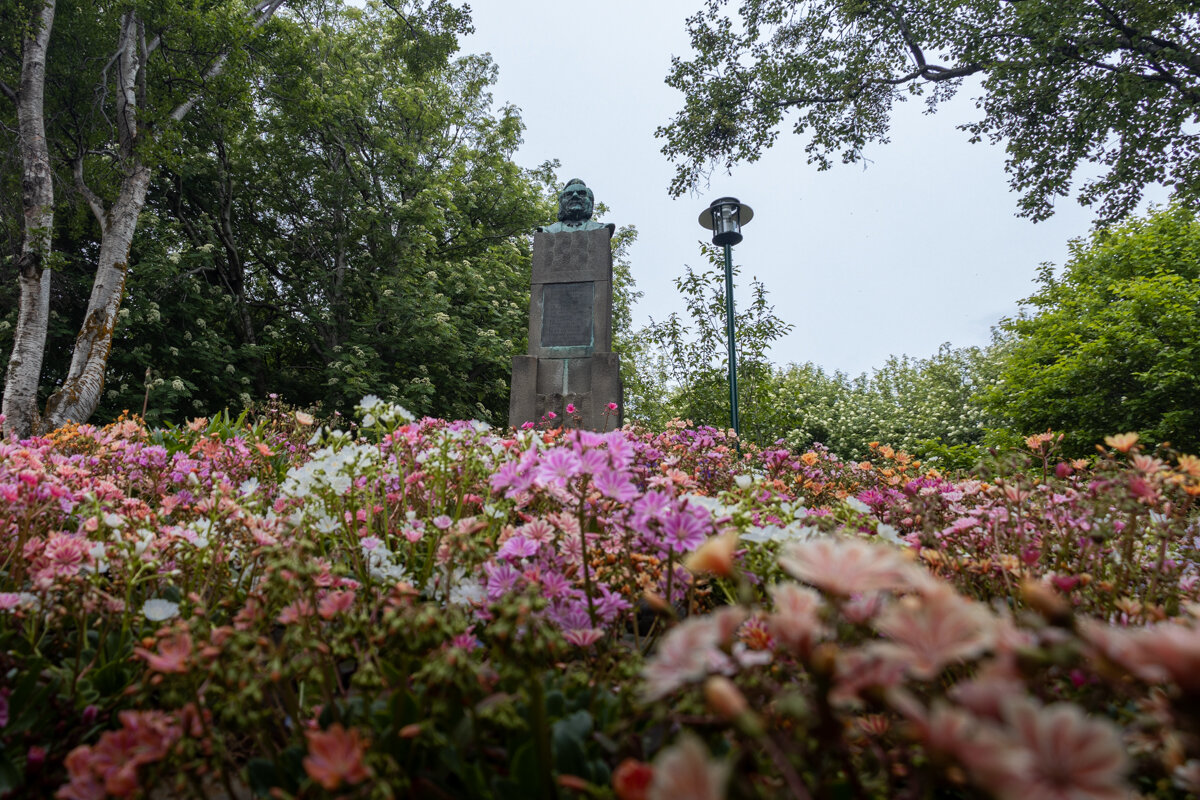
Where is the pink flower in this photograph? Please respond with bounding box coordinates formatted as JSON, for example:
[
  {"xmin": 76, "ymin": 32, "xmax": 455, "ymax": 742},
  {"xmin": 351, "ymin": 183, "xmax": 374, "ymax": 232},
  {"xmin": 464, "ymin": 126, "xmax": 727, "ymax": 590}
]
[
  {"xmin": 564, "ymin": 628, "xmax": 604, "ymax": 647},
  {"xmin": 277, "ymin": 598, "xmax": 314, "ymax": 625},
  {"xmin": 1083, "ymin": 620, "xmax": 1200, "ymax": 692},
  {"xmin": 647, "ymin": 734, "xmax": 729, "ymax": 800},
  {"xmin": 318, "ymin": 590, "xmax": 356, "ymax": 620},
  {"xmin": 608, "ymin": 402, "xmax": 618, "ymax": 411},
  {"xmin": 133, "ymin": 632, "xmax": 192, "ymax": 674},
  {"xmin": 642, "ymin": 608, "xmax": 749, "ymax": 700},
  {"xmin": 767, "ymin": 583, "xmax": 826, "ymax": 656},
  {"xmin": 536, "ymin": 448, "xmax": 581, "ymax": 486},
  {"xmin": 303, "ymin": 724, "xmax": 371, "ymax": 790},
  {"xmin": 497, "ymin": 535, "xmax": 540, "ymax": 559},
  {"xmin": 990, "ymin": 698, "xmax": 1129, "ymax": 800},
  {"xmin": 871, "ymin": 585, "xmax": 995, "ymax": 679},
  {"xmin": 780, "ymin": 538, "xmax": 920, "ymax": 596},
  {"xmin": 566, "ymin": 403, "xmax": 576, "ymax": 414}
]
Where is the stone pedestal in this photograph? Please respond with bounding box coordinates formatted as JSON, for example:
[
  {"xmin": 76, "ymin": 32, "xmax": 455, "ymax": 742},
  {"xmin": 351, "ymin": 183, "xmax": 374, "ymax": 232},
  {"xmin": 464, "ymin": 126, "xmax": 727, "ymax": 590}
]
[{"xmin": 509, "ymin": 227, "xmax": 623, "ymax": 430}]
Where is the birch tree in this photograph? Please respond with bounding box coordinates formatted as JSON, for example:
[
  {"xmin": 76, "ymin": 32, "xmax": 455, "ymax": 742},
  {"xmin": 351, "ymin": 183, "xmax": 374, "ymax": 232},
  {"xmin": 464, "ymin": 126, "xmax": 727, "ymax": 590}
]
[
  {"xmin": 1, "ymin": 0, "xmax": 55, "ymax": 438},
  {"xmin": 0, "ymin": 0, "xmax": 289, "ymax": 436}
]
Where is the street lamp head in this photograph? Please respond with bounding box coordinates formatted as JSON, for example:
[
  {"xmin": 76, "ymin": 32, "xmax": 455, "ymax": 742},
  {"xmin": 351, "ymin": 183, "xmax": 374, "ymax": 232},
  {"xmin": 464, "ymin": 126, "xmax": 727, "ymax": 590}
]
[{"xmin": 698, "ymin": 197, "xmax": 754, "ymax": 246}]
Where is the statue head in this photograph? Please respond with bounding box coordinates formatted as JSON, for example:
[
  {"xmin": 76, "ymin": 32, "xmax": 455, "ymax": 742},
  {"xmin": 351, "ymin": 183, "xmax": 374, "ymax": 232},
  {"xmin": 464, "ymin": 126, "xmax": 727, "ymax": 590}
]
[{"xmin": 557, "ymin": 178, "xmax": 594, "ymax": 223}]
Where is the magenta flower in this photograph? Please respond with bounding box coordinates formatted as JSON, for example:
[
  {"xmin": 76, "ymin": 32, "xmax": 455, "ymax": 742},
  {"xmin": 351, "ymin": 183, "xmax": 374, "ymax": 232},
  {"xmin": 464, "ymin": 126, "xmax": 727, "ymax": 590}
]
[
  {"xmin": 658, "ymin": 508, "xmax": 710, "ymax": 553},
  {"xmin": 497, "ymin": 535, "xmax": 540, "ymax": 560},
  {"xmin": 594, "ymin": 467, "xmax": 638, "ymax": 502},
  {"xmin": 536, "ymin": 448, "xmax": 581, "ymax": 487}
]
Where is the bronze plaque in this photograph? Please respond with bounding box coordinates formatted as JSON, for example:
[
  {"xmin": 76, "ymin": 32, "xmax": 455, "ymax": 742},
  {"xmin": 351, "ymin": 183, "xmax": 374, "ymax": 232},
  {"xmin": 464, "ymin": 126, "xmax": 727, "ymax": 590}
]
[{"xmin": 540, "ymin": 282, "xmax": 593, "ymax": 348}]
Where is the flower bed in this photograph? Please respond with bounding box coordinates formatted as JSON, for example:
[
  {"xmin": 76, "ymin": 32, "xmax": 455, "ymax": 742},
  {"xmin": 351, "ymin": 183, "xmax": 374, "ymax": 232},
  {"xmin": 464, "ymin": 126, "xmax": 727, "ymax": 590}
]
[{"xmin": 2, "ymin": 400, "xmax": 1199, "ymax": 799}]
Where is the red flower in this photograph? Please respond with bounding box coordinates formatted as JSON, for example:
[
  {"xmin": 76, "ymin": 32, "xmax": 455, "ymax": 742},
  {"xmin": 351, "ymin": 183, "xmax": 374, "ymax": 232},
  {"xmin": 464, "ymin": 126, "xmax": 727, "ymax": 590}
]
[
  {"xmin": 303, "ymin": 724, "xmax": 371, "ymax": 790},
  {"xmin": 613, "ymin": 758, "xmax": 654, "ymax": 800}
]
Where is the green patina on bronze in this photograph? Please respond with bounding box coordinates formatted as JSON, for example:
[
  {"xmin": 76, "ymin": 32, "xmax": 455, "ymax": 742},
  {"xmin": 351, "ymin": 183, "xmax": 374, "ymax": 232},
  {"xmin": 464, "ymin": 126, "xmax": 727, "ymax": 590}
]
[{"xmin": 537, "ymin": 178, "xmax": 614, "ymax": 234}]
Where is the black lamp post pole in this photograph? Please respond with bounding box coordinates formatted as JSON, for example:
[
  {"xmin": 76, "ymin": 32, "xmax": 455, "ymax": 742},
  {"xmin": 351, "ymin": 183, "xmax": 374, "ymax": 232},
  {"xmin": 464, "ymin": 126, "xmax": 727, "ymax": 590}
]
[
  {"xmin": 699, "ymin": 197, "xmax": 752, "ymax": 449},
  {"xmin": 721, "ymin": 241, "xmax": 739, "ymax": 439}
]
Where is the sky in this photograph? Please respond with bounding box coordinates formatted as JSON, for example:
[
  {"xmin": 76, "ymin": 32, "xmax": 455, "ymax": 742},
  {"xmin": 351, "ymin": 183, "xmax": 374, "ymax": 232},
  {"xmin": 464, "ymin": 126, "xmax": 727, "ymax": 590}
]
[{"xmin": 459, "ymin": 0, "xmax": 1168, "ymax": 378}]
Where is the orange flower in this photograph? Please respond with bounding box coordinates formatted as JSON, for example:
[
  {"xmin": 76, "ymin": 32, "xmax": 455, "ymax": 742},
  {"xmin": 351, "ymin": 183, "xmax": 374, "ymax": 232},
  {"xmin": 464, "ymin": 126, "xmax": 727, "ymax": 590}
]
[
  {"xmin": 303, "ymin": 724, "xmax": 371, "ymax": 790},
  {"xmin": 1177, "ymin": 454, "xmax": 1200, "ymax": 478}
]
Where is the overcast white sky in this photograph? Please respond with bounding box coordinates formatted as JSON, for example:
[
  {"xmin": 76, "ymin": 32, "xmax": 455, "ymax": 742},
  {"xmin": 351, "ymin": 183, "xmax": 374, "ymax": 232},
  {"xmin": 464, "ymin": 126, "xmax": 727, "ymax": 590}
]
[{"xmin": 460, "ymin": 0, "xmax": 1168, "ymax": 377}]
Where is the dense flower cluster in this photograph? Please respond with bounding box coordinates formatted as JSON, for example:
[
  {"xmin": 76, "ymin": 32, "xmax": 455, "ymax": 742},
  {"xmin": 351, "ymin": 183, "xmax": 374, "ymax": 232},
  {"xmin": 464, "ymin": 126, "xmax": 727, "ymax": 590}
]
[{"xmin": 2, "ymin": 403, "xmax": 1198, "ymax": 798}]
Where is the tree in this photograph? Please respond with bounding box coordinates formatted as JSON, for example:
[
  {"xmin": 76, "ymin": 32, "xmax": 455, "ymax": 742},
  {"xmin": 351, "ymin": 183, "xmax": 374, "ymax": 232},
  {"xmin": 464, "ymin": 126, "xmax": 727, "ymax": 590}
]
[
  {"xmin": 983, "ymin": 204, "xmax": 1200, "ymax": 454},
  {"xmin": 0, "ymin": 0, "xmax": 294, "ymax": 437},
  {"xmin": 90, "ymin": 1, "xmax": 553, "ymax": 425},
  {"xmin": 659, "ymin": 0, "xmax": 1200, "ymax": 223}
]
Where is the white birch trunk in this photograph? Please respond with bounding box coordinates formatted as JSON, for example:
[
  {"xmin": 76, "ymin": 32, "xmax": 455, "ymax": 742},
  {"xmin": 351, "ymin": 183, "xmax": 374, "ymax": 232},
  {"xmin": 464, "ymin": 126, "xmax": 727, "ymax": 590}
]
[
  {"xmin": 42, "ymin": 3, "xmax": 287, "ymax": 430},
  {"xmin": 1, "ymin": 0, "xmax": 57, "ymax": 438},
  {"xmin": 42, "ymin": 166, "xmax": 151, "ymax": 430}
]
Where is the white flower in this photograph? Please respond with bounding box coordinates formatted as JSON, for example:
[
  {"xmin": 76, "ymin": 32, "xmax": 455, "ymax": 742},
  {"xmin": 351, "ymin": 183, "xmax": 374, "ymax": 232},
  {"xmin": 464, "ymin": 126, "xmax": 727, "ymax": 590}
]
[
  {"xmin": 102, "ymin": 512, "xmax": 125, "ymax": 529},
  {"xmin": 142, "ymin": 598, "xmax": 180, "ymax": 622},
  {"xmin": 734, "ymin": 474, "xmax": 754, "ymax": 490},
  {"xmin": 876, "ymin": 523, "xmax": 905, "ymax": 545},
  {"xmin": 845, "ymin": 497, "xmax": 870, "ymax": 514},
  {"xmin": 239, "ymin": 477, "xmax": 260, "ymax": 497}
]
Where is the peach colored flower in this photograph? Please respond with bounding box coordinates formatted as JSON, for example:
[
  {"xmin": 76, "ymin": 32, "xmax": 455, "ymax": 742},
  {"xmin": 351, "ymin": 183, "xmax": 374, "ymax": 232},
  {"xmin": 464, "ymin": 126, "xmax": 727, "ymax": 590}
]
[
  {"xmin": 647, "ymin": 734, "xmax": 729, "ymax": 800},
  {"xmin": 57, "ymin": 711, "xmax": 181, "ymax": 800},
  {"xmin": 1104, "ymin": 432, "xmax": 1139, "ymax": 453},
  {"xmin": 133, "ymin": 631, "xmax": 192, "ymax": 674},
  {"xmin": 767, "ymin": 583, "xmax": 826, "ymax": 657},
  {"xmin": 303, "ymin": 723, "xmax": 371, "ymax": 790},
  {"xmin": 684, "ymin": 530, "xmax": 739, "ymax": 577},
  {"xmin": 780, "ymin": 538, "xmax": 919, "ymax": 596},
  {"xmin": 872, "ymin": 585, "xmax": 995, "ymax": 679}
]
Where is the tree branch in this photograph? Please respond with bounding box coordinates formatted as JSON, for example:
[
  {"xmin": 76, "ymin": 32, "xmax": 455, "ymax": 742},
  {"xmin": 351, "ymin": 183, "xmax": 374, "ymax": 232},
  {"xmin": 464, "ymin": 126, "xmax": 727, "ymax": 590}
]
[
  {"xmin": 168, "ymin": 0, "xmax": 287, "ymax": 122},
  {"xmin": 73, "ymin": 152, "xmax": 107, "ymax": 233},
  {"xmin": 0, "ymin": 79, "xmax": 16, "ymax": 105}
]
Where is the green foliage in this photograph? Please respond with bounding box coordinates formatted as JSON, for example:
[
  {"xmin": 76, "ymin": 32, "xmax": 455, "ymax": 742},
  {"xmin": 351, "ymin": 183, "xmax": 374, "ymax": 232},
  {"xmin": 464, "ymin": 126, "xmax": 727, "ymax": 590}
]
[
  {"xmin": 86, "ymin": 0, "xmax": 556, "ymax": 425},
  {"xmin": 660, "ymin": 0, "xmax": 1200, "ymax": 223},
  {"xmin": 983, "ymin": 204, "xmax": 1200, "ymax": 455},
  {"xmin": 773, "ymin": 345, "xmax": 1003, "ymax": 461},
  {"xmin": 632, "ymin": 245, "xmax": 794, "ymax": 443},
  {"xmin": 632, "ymin": 251, "xmax": 999, "ymax": 459}
]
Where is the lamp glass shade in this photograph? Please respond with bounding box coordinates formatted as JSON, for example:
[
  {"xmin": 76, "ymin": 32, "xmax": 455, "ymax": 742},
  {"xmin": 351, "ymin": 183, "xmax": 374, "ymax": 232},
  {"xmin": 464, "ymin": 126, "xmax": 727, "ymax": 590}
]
[{"xmin": 698, "ymin": 197, "xmax": 753, "ymax": 246}]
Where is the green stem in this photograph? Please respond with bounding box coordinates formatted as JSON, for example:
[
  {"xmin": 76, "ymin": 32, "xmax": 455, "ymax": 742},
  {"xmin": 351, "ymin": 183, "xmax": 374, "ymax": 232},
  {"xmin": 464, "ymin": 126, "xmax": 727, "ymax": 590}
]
[{"xmin": 529, "ymin": 673, "xmax": 557, "ymax": 800}]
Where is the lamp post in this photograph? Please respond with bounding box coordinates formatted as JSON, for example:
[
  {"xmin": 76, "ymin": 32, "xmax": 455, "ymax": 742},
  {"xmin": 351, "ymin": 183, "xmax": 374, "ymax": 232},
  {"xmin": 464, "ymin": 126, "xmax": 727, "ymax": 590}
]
[{"xmin": 698, "ymin": 197, "xmax": 754, "ymax": 442}]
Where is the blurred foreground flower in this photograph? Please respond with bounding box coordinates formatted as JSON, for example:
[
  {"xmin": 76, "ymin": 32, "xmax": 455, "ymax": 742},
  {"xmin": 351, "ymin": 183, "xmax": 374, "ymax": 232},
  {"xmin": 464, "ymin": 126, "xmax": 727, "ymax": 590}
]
[{"xmin": 303, "ymin": 724, "xmax": 371, "ymax": 790}]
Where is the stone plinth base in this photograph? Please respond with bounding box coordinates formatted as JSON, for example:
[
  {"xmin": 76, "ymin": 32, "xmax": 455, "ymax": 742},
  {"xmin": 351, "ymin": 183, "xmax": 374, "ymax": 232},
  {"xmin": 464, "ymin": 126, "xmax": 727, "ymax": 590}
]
[{"xmin": 509, "ymin": 352, "xmax": 623, "ymax": 431}]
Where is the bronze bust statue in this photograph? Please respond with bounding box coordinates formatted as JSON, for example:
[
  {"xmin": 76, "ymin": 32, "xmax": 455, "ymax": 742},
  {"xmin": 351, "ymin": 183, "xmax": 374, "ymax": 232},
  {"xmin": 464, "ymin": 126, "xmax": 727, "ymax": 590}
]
[{"xmin": 537, "ymin": 178, "xmax": 615, "ymax": 235}]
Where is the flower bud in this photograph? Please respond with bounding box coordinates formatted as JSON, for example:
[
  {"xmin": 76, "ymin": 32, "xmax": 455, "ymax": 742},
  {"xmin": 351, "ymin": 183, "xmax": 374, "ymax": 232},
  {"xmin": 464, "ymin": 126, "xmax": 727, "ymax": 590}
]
[
  {"xmin": 684, "ymin": 530, "xmax": 739, "ymax": 577},
  {"xmin": 703, "ymin": 676, "xmax": 748, "ymax": 719}
]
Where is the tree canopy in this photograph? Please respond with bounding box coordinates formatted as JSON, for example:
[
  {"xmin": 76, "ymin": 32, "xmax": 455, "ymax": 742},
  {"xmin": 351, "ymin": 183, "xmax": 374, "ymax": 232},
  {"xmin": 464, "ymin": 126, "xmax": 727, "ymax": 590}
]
[
  {"xmin": 984, "ymin": 204, "xmax": 1200, "ymax": 454},
  {"xmin": 659, "ymin": 0, "xmax": 1200, "ymax": 223},
  {"xmin": 1, "ymin": 0, "xmax": 558, "ymax": 429}
]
